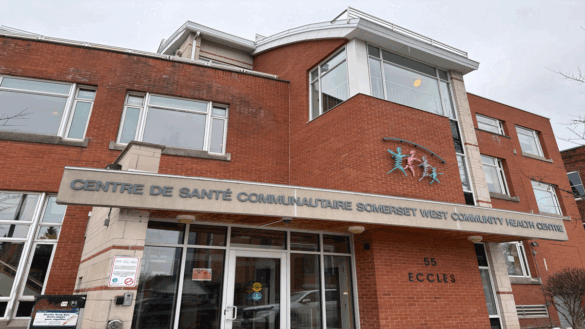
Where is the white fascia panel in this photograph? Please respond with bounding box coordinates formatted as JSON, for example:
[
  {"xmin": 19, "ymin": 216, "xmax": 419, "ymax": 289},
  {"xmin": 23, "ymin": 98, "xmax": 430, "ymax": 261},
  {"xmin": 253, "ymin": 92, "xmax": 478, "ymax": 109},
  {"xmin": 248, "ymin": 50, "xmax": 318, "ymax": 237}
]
[{"xmin": 346, "ymin": 39, "xmax": 371, "ymax": 97}]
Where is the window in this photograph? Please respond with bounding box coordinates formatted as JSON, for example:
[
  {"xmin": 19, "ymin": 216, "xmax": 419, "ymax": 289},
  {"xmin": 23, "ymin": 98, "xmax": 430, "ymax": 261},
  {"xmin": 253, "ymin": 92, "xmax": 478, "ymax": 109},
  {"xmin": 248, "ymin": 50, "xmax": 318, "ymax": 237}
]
[
  {"xmin": 0, "ymin": 192, "xmax": 64, "ymax": 319},
  {"xmin": 0, "ymin": 76, "xmax": 96, "ymax": 139},
  {"xmin": 117, "ymin": 93, "xmax": 228, "ymax": 154},
  {"xmin": 501, "ymin": 242, "xmax": 530, "ymax": 277},
  {"xmin": 531, "ymin": 181, "xmax": 561, "ymax": 215},
  {"xmin": 367, "ymin": 44, "xmax": 456, "ymax": 119},
  {"xmin": 476, "ymin": 114, "xmax": 504, "ymax": 135},
  {"xmin": 310, "ymin": 49, "xmax": 349, "ymax": 120},
  {"xmin": 516, "ymin": 126, "xmax": 544, "ymax": 157},
  {"xmin": 475, "ymin": 243, "xmax": 502, "ymax": 328},
  {"xmin": 567, "ymin": 172, "xmax": 585, "ymax": 199},
  {"xmin": 481, "ymin": 155, "xmax": 509, "ymax": 195}
]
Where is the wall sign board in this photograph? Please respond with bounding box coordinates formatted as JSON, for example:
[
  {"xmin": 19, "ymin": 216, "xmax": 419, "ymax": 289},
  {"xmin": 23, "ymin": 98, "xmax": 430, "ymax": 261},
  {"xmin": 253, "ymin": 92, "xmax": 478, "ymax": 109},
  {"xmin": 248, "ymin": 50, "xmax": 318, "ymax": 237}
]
[
  {"xmin": 56, "ymin": 167, "xmax": 569, "ymax": 241},
  {"xmin": 108, "ymin": 256, "xmax": 140, "ymax": 287}
]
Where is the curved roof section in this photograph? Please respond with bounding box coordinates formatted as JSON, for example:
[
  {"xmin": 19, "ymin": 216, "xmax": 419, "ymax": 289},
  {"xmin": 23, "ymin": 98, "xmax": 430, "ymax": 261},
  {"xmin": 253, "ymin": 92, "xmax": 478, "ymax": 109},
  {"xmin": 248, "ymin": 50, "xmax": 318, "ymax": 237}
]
[{"xmin": 159, "ymin": 7, "xmax": 479, "ymax": 74}]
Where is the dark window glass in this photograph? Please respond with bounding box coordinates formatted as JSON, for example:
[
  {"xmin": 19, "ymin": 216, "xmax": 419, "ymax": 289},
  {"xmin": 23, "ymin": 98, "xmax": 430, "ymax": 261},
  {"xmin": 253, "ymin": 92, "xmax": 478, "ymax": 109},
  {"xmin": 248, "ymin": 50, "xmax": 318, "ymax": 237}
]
[
  {"xmin": 188, "ymin": 225, "xmax": 227, "ymax": 246},
  {"xmin": 568, "ymin": 172, "xmax": 585, "ymax": 197},
  {"xmin": 22, "ymin": 244, "xmax": 54, "ymax": 296},
  {"xmin": 16, "ymin": 301, "xmax": 35, "ymax": 317},
  {"xmin": 145, "ymin": 221, "xmax": 185, "ymax": 245},
  {"xmin": 438, "ymin": 69, "xmax": 449, "ymax": 81},
  {"xmin": 0, "ymin": 242, "xmax": 25, "ymax": 296},
  {"xmin": 230, "ymin": 228, "xmax": 286, "ymax": 250},
  {"xmin": 323, "ymin": 235, "xmax": 350, "ymax": 254},
  {"xmin": 490, "ymin": 318, "xmax": 502, "ymax": 329},
  {"xmin": 450, "ymin": 120, "xmax": 464, "ymax": 154},
  {"xmin": 475, "ymin": 243, "xmax": 488, "ymax": 267},
  {"xmin": 290, "ymin": 233, "xmax": 320, "ymax": 252},
  {"xmin": 132, "ymin": 246, "xmax": 182, "ymax": 329},
  {"xmin": 291, "ymin": 254, "xmax": 322, "ymax": 329},
  {"xmin": 0, "ymin": 302, "xmax": 7, "ymax": 317},
  {"xmin": 464, "ymin": 192, "xmax": 475, "ymax": 206},
  {"xmin": 178, "ymin": 249, "xmax": 225, "ymax": 329},
  {"xmin": 0, "ymin": 193, "xmax": 39, "ymax": 221},
  {"xmin": 381, "ymin": 50, "xmax": 436, "ymax": 77},
  {"xmin": 0, "ymin": 91, "xmax": 68, "ymax": 135},
  {"xmin": 324, "ymin": 256, "xmax": 356, "ymax": 329},
  {"xmin": 367, "ymin": 45, "xmax": 380, "ymax": 58}
]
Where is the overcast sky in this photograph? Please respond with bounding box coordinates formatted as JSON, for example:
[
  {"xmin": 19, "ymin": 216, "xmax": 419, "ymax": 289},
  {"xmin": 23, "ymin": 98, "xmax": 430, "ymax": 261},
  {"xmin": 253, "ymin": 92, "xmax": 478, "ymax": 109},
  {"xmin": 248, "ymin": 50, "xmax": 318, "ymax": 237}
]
[{"xmin": 2, "ymin": 0, "xmax": 584, "ymax": 151}]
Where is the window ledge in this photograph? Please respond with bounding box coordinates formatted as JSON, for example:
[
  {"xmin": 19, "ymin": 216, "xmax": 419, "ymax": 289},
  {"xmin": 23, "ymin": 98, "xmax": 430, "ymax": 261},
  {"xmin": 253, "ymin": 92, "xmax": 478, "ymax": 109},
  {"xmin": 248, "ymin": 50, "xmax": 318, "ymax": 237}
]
[
  {"xmin": 521, "ymin": 152, "xmax": 552, "ymax": 163},
  {"xmin": 489, "ymin": 192, "xmax": 520, "ymax": 202},
  {"xmin": 109, "ymin": 141, "xmax": 231, "ymax": 161},
  {"xmin": 510, "ymin": 276, "xmax": 542, "ymax": 285},
  {"xmin": 474, "ymin": 128, "xmax": 510, "ymax": 138},
  {"xmin": 0, "ymin": 131, "xmax": 89, "ymax": 147},
  {"xmin": 539, "ymin": 211, "xmax": 571, "ymax": 221}
]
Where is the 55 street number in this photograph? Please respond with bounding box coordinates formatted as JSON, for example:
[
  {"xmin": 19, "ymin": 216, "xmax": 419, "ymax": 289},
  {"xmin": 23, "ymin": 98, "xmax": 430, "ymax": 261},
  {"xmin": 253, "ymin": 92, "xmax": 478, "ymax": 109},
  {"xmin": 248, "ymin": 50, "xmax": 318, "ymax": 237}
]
[{"xmin": 408, "ymin": 258, "xmax": 456, "ymax": 283}]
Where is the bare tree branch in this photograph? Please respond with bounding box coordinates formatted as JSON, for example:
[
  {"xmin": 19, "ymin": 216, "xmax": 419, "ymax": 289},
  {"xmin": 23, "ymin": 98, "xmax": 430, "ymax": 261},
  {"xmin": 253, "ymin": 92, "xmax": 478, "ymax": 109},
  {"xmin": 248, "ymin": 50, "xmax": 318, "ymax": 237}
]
[{"xmin": 0, "ymin": 109, "xmax": 31, "ymax": 128}]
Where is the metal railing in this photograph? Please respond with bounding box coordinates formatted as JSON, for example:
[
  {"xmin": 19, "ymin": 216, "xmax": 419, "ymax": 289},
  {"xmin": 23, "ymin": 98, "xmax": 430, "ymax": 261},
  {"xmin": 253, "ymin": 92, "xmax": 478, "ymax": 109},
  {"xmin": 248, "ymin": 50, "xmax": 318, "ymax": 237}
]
[{"xmin": 332, "ymin": 7, "xmax": 468, "ymax": 58}]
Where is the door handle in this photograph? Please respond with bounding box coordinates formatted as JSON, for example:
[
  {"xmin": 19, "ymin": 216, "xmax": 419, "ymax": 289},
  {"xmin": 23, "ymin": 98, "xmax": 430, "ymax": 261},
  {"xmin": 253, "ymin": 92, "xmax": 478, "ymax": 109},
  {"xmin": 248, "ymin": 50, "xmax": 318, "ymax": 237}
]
[{"xmin": 225, "ymin": 306, "xmax": 237, "ymax": 320}]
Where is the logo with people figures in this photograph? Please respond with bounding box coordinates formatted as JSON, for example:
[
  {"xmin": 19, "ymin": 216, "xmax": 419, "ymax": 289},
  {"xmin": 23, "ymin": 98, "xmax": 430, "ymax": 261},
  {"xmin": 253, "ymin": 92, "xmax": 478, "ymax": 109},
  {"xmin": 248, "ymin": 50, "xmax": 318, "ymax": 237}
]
[{"xmin": 385, "ymin": 140, "xmax": 445, "ymax": 184}]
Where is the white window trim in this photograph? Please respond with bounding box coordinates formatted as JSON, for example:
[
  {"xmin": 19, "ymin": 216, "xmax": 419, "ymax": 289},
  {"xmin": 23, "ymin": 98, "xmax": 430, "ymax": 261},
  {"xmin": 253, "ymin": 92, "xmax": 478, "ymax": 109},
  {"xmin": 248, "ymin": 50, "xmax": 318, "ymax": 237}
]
[
  {"xmin": 567, "ymin": 171, "xmax": 584, "ymax": 200},
  {"xmin": 476, "ymin": 243, "xmax": 502, "ymax": 326},
  {"xmin": 504, "ymin": 241, "xmax": 531, "ymax": 278},
  {"xmin": 531, "ymin": 180, "xmax": 562, "ymax": 215},
  {"xmin": 482, "ymin": 155, "xmax": 510, "ymax": 195},
  {"xmin": 0, "ymin": 76, "xmax": 95, "ymax": 140},
  {"xmin": 476, "ymin": 114, "xmax": 504, "ymax": 135},
  {"xmin": 309, "ymin": 48, "xmax": 348, "ymax": 121},
  {"xmin": 516, "ymin": 126, "xmax": 544, "ymax": 157},
  {"xmin": 116, "ymin": 93, "xmax": 229, "ymax": 155}
]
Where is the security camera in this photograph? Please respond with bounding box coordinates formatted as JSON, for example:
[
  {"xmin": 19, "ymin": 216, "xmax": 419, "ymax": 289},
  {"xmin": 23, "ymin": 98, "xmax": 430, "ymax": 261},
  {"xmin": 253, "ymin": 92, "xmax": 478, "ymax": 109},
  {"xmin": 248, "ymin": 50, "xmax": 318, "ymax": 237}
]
[{"xmin": 282, "ymin": 217, "xmax": 293, "ymax": 224}]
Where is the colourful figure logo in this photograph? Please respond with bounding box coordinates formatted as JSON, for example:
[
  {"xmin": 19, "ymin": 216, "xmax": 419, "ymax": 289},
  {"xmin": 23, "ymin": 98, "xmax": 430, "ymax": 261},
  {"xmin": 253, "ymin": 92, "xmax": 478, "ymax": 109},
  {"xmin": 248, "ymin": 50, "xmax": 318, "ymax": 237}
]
[
  {"xmin": 418, "ymin": 156, "xmax": 432, "ymax": 181},
  {"xmin": 387, "ymin": 147, "xmax": 410, "ymax": 176},
  {"xmin": 404, "ymin": 150, "xmax": 421, "ymax": 177},
  {"xmin": 429, "ymin": 167, "xmax": 443, "ymax": 184}
]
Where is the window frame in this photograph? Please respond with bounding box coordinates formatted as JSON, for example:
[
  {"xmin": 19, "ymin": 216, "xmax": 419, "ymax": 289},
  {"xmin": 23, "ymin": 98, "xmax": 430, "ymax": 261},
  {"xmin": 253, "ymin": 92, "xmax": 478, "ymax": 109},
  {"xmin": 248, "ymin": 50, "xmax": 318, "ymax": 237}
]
[
  {"xmin": 309, "ymin": 48, "xmax": 349, "ymax": 121},
  {"xmin": 531, "ymin": 180, "xmax": 562, "ymax": 215},
  {"xmin": 567, "ymin": 171, "xmax": 585, "ymax": 200},
  {"xmin": 475, "ymin": 243, "xmax": 502, "ymax": 327},
  {"xmin": 116, "ymin": 93, "xmax": 229, "ymax": 155},
  {"xmin": 0, "ymin": 75, "xmax": 96, "ymax": 140},
  {"xmin": 502, "ymin": 241, "xmax": 531, "ymax": 278},
  {"xmin": 476, "ymin": 114, "xmax": 504, "ymax": 135},
  {"xmin": 481, "ymin": 155, "xmax": 510, "ymax": 195},
  {"xmin": 516, "ymin": 126, "xmax": 544, "ymax": 157},
  {"xmin": 366, "ymin": 43, "xmax": 456, "ymax": 119},
  {"xmin": 0, "ymin": 192, "xmax": 64, "ymax": 320}
]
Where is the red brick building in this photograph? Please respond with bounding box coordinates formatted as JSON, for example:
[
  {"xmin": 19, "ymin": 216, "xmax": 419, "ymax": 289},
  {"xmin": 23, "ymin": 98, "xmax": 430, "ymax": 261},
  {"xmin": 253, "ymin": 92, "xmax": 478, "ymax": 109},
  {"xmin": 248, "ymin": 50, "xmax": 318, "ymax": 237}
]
[{"xmin": 0, "ymin": 8, "xmax": 582, "ymax": 329}]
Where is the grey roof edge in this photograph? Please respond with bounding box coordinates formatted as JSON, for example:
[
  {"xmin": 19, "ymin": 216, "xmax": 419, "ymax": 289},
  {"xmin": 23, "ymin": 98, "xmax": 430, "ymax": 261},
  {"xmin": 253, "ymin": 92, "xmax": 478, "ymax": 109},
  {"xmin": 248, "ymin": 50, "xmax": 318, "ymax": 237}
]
[
  {"xmin": 0, "ymin": 27, "xmax": 281, "ymax": 81},
  {"xmin": 560, "ymin": 144, "xmax": 585, "ymax": 153},
  {"xmin": 467, "ymin": 93, "xmax": 551, "ymax": 120}
]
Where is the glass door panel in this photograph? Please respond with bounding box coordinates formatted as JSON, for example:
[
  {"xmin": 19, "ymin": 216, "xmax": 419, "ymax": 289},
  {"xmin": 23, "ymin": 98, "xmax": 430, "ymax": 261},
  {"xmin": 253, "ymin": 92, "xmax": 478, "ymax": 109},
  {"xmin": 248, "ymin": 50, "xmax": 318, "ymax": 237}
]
[{"xmin": 225, "ymin": 251, "xmax": 286, "ymax": 329}]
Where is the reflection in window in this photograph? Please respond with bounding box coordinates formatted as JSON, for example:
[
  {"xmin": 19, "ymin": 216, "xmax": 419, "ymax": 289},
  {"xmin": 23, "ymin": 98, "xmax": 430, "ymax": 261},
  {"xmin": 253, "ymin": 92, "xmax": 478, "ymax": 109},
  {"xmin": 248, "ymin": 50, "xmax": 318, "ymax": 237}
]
[
  {"xmin": 290, "ymin": 254, "xmax": 322, "ymax": 329},
  {"xmin": 567, "ymin": 172, "xmax": 585, "ymax": 198},
  {"xmin": 481, "ymin": 155, "xmax": 509, "ymax": 195},
  {"xmin": 501, "ymin": 242, "xmax": 530, "ymax": 277},
  {"xmin": 0, "ymin": 193, "xmax": 39, "ymax": 222},
  {"xmin": 477, "ymin": 114, "xmax": 504, "ymax": 135},
  {"xmin": 145, "ymin": 221, "xmax": 185, "ymax": 245},
  {"xmin": 531, "ymin": 181, "xmax": 561, "ymax": 215},
  {"xmin": 230, "ymin": 227, "xmax": 286, "ymax": 250},
  {"xmin": 0, "ymin": 242, "xmax": 25, "ymax": 296},
  {"xmin": 516, "ymin": 126, "xmax": 543, "ymax": 157},
  {"xmin": 324, "ymin": 256, "xmax": 355, "ymax": 329},
  {"xmin": 310, "ymin": 50, "xmax": 349, "ymax": 119},
  {"xmin": 22, "ymin": 244, "xmax": 54, "ymax": 296}
]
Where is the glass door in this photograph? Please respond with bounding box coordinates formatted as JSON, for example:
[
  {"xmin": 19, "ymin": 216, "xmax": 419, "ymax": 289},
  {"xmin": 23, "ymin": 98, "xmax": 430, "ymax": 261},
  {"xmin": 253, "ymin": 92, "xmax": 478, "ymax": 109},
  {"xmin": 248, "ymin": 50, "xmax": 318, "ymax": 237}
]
[{"xmin": 224, "ymin": 250, "xmax": 286, "ymax": 329}]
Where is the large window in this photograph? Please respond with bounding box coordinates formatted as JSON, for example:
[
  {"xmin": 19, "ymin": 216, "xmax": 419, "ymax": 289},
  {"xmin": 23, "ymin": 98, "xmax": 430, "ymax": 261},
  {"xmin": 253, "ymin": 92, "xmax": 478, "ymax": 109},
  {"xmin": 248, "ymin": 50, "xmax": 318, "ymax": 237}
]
[
  {"xmin": 516, "ymin": 126, "xmax": 544, "ymax": 157},
  {"xmin": 475, "ymin": 243, "xmax": 502, "ymax": 329},
  {"xmin": 0, "ymin": 192, "xmax": 65, "ymax": 319},
  {"xmin": 501, "ymin": 242, "xmax": 531, "ymax": 277},
  {"xmin": 0, "ymin": 76, "xmax": 96, "ymax": 139},
  {"xmin": 117, "ymin": 93, "xmax": 228, "ymax": 154},
  {"xmin": 531, "ymin": 181, "xmax": 561, "ymax": 215},
  {"xmin": 367, "ymin": 44, "xmax": 456, "ymax": 119},
  {"xmin": 481, "ymin": 155, "xmax": 509, "ymax": 195},
  {"xmin": 567, "ymin": 172, "xmax": 585, "ymax": 199},
  {"xmin": 310, "ymin": 49, "xmax": 349, "ymax": 120},
  {"xmin": 476, "ymin": 114, "xmax": 504, "ymax": 135}
]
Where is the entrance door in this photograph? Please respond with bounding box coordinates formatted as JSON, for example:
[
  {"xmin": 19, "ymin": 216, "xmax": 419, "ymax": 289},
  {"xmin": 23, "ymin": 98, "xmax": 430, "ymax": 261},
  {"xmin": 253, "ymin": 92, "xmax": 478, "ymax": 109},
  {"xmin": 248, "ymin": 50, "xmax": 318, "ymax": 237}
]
[{"xmin": 224, "ymin": 250, "xmax": 286, "ymax": 329}]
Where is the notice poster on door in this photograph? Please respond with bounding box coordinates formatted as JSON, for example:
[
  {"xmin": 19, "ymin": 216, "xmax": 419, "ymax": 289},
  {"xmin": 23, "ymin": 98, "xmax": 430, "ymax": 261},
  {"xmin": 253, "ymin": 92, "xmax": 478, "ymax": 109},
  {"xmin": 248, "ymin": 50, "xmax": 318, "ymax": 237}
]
[
  {"xmin": 192, "ymin": 268, "xmax": 212, "ymax": 281},
  {"xmin": 108, "ymin": 256, "xmax": 140, "ymax": 287},
  {"xmin": 32, "ymin": 311, "xmax": 78, "ymax": 326}
]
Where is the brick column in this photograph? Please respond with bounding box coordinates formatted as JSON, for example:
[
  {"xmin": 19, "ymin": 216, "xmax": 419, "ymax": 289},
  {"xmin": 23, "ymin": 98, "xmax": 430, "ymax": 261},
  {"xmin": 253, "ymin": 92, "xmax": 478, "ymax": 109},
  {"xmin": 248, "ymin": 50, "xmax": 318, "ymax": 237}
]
[
  {"xmin": 487, "ymin": 243, "xmax": 521, "ymax": 329},
  {"xmin": 450, "ymin": 71, "xmax": 492, "ymax": 207},
  {"xmin": 75, "ymin": 142, "xmax": 163, "ymax": 329}
]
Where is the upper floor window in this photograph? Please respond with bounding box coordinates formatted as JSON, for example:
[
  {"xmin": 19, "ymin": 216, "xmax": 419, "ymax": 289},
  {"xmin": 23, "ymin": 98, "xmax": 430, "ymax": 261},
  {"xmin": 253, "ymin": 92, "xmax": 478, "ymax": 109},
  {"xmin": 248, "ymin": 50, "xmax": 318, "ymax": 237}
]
[
  {"xmin": 531, "ymin": 181, "xmax": 561, "ymax": 215},
  {"xmin": 476, "ymin": 114, "xmax": 504, "ymax": 135},
  {"xmin": 501, "ymin": 242, "xmax": 531, "ymax": 277},
  {"xmin": 516, "ymin": 126, "xmax": 544, "ymax": 157},
  {"xmin": 367, "ymin": 44, "xmax": 456, "ymax": 119},
  {"xmin": 0, "ymin": 76, "xmax": 96, "ymax": 139},
  {"xmin": 310, "ymin": 49, "xmax": 349, "ymax": 120},
  {"xmin": 117, "ymin": 93, "xmax": 228, "ymax": 154},
  {"xmin": 481, "ymin": 155, "xmax": 509, "ymax": 195},
  {"xmin": 567, "ymin": 172, "xmax": 585, "ymax": 199}
]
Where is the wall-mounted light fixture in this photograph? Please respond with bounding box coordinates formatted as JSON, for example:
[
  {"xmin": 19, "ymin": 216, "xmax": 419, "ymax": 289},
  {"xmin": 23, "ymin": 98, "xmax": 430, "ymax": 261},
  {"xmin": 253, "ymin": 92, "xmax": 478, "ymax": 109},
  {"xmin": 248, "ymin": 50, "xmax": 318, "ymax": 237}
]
[
  {"xmin": 530, "ymin": 241, "xmax": 539, "ymax": 247},
  {"xmin": 467, "ymin": 236, "xmax": 483, "ymax": 243},
  {"xmin": 177, "ymin": 215, "xmax": 196, "ymax": 224},
  {"xmin": 348, "ymin": 226, "xmax": 365, "ymax": 234}
]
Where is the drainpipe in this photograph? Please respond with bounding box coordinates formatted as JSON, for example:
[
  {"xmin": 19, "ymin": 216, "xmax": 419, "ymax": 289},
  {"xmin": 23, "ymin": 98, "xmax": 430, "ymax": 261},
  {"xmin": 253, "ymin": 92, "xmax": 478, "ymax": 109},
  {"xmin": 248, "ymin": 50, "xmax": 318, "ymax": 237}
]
[{"xmin": 191, "ymin": 31, "xmax": 200, "ymax": 60}]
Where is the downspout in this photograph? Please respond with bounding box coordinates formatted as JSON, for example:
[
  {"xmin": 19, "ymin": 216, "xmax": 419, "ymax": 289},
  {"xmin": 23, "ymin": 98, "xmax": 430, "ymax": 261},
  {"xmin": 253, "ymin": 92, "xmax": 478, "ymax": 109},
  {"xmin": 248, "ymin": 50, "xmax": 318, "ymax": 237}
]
[{"xmin": 191, "ymin": 31, "xmax": 200, "ymax": 60}]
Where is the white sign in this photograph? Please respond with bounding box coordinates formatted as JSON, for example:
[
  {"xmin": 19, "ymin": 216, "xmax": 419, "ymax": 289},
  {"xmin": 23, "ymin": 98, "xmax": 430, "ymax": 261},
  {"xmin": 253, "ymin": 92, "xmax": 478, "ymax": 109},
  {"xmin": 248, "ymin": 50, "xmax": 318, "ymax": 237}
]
[
  {"xmin": 33, "ymin": 311, "xmax": 78, "ymax": 326},
  {"xmin": 109, "ymin": 256, "xmax": 140, "ymax": 287}
]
